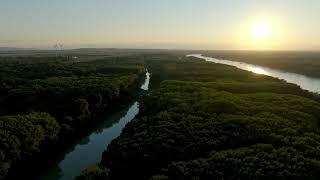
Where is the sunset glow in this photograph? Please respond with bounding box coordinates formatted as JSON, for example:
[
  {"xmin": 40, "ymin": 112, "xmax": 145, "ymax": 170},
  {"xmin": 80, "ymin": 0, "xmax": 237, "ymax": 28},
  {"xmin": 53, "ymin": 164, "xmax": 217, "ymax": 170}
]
[
  {"xmin": 0, "ymin": 0, "xmax": 319, "ymax": 50},
  {"xmin": 251, "ymin": 22, "xmax": 272, "ymax": 41}
]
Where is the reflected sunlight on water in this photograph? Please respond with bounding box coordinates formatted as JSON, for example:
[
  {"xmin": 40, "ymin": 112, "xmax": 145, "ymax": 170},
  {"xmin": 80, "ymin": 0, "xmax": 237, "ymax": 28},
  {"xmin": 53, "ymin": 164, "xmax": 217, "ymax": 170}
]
[
  {"xmin": 247, "ymin": 66, "xmax": 269, "ymax": 75},
  {"xmin": 187, "ymin": 54, "xmax": 320, "ymax": 93}
]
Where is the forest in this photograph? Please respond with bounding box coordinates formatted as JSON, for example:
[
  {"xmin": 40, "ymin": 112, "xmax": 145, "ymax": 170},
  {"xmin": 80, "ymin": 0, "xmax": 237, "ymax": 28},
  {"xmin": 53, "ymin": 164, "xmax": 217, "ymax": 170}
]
[
  {"xmin": 78, "ymin": 53, "xmax": 320, "ymax": 179},
  {"xmin": 0, "ymin": 55, "xmax": 145, "ymax": 178},
  {"xmin": 203, "ymin": 50, "xmax": 320, "ymax": 78},
  {"xmin": 1, "ymin": 52, "xmax": 320, "ymax": 179},
  {"xmin": 1, "ymin": 0, "xmax": 320, "ymax": 179}
]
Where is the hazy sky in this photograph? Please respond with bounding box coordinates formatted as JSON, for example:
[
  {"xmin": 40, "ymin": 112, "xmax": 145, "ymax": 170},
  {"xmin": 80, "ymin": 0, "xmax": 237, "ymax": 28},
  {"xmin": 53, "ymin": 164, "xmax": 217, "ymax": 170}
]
[{"xmin": 1, "ymin": 0, "xmax": 319, "ymax": 50}]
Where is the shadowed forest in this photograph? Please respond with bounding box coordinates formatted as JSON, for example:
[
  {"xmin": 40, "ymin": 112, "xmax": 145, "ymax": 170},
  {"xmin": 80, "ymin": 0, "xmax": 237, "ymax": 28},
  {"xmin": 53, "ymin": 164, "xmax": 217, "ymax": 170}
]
[
  {"xmin": 76, "ymin": 53, "xmax": 320, "ymax": 179},
  {"xmin": 1, "ymin": 0, "xmax": 320, "ymax": 179},
  {"xmin": 0, "ymin": 54, "xmax": 145, "ymax": 178},
  {"xmin": 0, "ymin": 51, "xmax": 320, "ymax": 179}
]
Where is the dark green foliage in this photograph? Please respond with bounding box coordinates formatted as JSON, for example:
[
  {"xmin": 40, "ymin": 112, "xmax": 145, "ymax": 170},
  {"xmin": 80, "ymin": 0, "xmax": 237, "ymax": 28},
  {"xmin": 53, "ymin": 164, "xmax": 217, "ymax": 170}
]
[
  {"xmin": 76, "ymin": 165, "xmax": 111, "ymax": 180},
  {"xmin": 98, "ymin": 56, "xmax": 320, "ymax": 179},
  {"xmin": 2, "ymin": 52, "xmax": 320, "ymax": 179},
  {"xmin": 0, "ymin": 55, "xmax": 145, "ymax": 177},
  {"xmin": 145, "ymin": 56, "xmax": 318, "ymax": 99},
  {"xmin": 0, "ymin": 56, "xmax": 144, "ymax": 122},
  {"xmin": 168, "ymin": 144, "xmax": 320, "ymax": 179},
  {"xmin": 0, "ymin": 112, "xmax": 59, "ymax": 176}
]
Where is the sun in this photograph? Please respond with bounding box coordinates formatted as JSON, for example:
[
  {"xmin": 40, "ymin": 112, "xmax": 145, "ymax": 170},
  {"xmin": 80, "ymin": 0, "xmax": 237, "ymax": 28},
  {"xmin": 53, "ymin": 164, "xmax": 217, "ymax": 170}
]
[
  {"xmin": 237, "ymin": 16, "xmax": 284, "ymax": 50},
  {"xmin": 251, "ymin": 22, "xmax": 272, "ymax": 40}
]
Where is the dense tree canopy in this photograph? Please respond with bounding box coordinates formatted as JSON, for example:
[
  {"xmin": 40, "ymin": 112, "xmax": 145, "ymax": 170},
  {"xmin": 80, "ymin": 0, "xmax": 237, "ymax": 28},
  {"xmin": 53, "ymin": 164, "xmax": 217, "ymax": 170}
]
[
  {"xmin": 95, "ymin": 55, "xmax": 320, "ymax": 179},
  {"xmin": 0, "ymin": 55, "xmax": 145, "ymax": 177},
  {"xmin": 2, "ymin": 53, "xmax": 320, "ymax": 179},
  {"xmin": 0, "ymin": 112, "xmax": 59, "ymax": 176},
  {"xmin": 76, "ymin": 165, "xmax": 111, "ymax": 180}
]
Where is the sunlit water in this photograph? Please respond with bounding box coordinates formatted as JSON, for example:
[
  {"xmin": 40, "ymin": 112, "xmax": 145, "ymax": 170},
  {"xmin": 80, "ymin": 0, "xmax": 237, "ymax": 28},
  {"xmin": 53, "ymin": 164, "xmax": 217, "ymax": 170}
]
[
  {"xmin": 141, "ymin": 71, "xmax": 150, "ymax": 91},
  {"xmin": 188, "ymin": 54, "xmax": 320, "ymax": 94},
  {"xmin": 39, "ymin": 71, "xmax": 150, "ymax": 180}
]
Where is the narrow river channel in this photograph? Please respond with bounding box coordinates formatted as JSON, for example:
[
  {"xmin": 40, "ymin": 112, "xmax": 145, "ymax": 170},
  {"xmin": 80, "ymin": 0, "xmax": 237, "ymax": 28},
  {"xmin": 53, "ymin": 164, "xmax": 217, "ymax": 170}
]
[
  {"xmin": 188, "ymin": 54, "xmax": 320, "ymax": 94},
  {"xmin": 39, "ymin": 71, "xmax": 150, "ymax": 180}
]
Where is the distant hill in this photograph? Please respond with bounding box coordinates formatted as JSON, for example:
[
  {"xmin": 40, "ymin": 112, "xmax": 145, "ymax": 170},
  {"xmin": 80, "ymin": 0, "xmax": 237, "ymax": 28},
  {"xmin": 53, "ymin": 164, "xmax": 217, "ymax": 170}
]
[
  {"xmin": 0, "ymin": 47, "xmax": 38, "ymax": 51},
  {"xmin": 71, "ymin": 48, "xmax": 172, "ymax": 52}
]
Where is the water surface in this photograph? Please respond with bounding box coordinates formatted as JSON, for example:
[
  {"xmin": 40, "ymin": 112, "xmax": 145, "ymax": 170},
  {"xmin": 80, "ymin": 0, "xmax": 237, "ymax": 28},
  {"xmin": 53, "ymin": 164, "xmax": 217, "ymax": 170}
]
[
  {"xmin": 141, "ymin": 71, "xmax": 150, "ymax": 91},
  {"xmin": 40, "ymin": 71, "xmax": 150, "ymax": 180},
  {"xmin": 188, "ymin": 54, "xmax": 320, "ymax": 93}
]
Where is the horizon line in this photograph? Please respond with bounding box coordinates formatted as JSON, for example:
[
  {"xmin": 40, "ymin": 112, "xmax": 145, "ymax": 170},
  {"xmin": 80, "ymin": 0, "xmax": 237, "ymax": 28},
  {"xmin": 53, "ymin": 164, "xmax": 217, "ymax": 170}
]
[{"xmin": 0, "ymin": 47, "xmax": 320, "ymax": 53}]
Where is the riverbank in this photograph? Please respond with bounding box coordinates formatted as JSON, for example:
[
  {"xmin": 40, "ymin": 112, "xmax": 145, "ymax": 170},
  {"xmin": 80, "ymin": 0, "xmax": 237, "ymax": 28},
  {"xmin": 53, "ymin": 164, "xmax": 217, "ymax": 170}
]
[
  {"xmin": 91, "ymin": 55, "xmax": 320, "ymax": 179},
  {"xmin": 188, "ymin": 54, "xmax": 320, "ymax": 94},
  {"xmin": 36, "ymin": 71, "xmax": 150, "ymax": 180},
  {"xmin": 202, "ymin": 50, "xmax": 320, "ymax": 78},
  {"xmin": 6, "ymin": 73, "xmax": 146, "ymax": 180},
  {"xmin": 0, "ymin": 56, "xmax": 146, "ymax": 179}
]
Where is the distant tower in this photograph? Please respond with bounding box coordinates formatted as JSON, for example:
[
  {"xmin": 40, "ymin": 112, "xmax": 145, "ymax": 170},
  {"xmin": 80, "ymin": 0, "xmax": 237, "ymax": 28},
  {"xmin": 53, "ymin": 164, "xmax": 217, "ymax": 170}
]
[
  {"xmin": 54, "ymin": 44, "xmax": 59, "ymax": 59},
  {"xmin": 58, "ymin": 43, "xmax": 63, "ymax": 57},
  {"xmin": 54, "ymin": 43, "xmax": 64, "ymax": 59},
  {"xmin": 59, "ymin": 44, "xmax": 63, "ymax": 52}
]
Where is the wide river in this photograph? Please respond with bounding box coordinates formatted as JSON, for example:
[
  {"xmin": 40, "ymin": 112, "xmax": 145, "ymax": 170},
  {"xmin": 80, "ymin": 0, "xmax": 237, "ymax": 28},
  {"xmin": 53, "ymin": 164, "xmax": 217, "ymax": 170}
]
[
  {"xmin": 188, "ymin": 54, "xmax": 320, "ymax": 94},
  {"xmin": 38, "ymin": 71, "xmax": 150, "ymax": 180}
]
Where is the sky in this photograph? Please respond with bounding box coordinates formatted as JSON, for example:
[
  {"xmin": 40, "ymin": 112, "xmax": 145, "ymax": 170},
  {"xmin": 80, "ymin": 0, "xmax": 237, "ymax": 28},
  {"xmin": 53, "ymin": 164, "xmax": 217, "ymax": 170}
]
[{"xmin": 0, "ymin": 0, "xmax": 320, "ymax": 50}]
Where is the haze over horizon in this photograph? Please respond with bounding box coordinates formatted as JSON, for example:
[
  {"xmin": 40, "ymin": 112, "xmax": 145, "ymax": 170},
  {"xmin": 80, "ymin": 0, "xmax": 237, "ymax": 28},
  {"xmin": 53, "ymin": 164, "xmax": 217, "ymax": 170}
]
[{"xmin": 1, "ymin": 0, "xmax": 320, "ymax": 51}]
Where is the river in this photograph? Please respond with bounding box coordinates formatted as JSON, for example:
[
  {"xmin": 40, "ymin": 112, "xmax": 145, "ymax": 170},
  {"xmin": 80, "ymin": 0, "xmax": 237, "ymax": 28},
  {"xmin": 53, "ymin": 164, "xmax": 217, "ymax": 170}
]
[
  {"xmin": 33, "ymin": 54, "xmax": 320, "ymax": 179},
  {"xmin": 39, "ymin": 71, "xmax": 150, "ymax": 180},
  {"xmin": 188, "ymin": 54, "xmax": 320, "ymax": 94}
]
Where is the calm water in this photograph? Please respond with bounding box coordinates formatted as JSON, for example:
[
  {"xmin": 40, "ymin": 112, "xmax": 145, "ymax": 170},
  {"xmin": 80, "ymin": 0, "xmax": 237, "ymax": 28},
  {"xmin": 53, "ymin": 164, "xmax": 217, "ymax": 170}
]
[
  {"xmin": 188, "ymin": 54, "xmax": 320, "ymax": 94},
  {"xmin": 141, "ymin": 71, "xmax": 150, "ymax": 91},
  {"xmin": 39, "ymin": 71, "xmax": 150, "ymax": 180}
]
